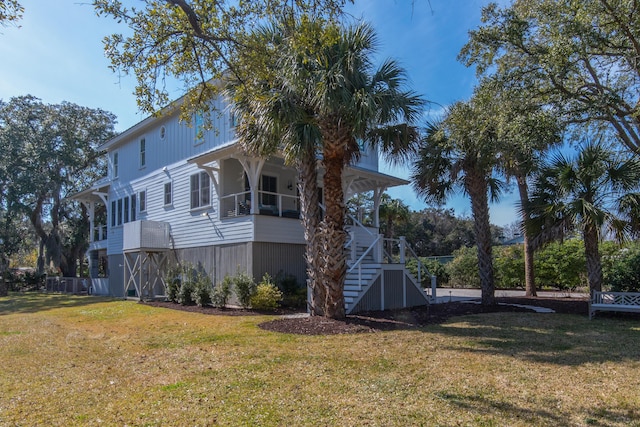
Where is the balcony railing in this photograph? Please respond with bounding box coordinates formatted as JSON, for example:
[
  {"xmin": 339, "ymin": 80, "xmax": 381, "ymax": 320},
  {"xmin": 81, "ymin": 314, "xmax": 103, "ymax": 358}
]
[
  {"xmin": 220, "ymin": 191, "xmax": 300, "ymax": 219},
  {"xmin": 92, "ymin": 225, "xmax": 107, "ymax": 242}
]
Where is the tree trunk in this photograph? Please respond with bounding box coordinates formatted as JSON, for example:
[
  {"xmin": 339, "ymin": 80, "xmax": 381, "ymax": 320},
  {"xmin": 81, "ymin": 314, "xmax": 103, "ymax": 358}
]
[
  {"xmin": 465, "ymin": 169, "xmax": 495, "ymax": 306},
  {"xmin": 319, "ymin": 120, "xmax": 349, "ymax": 319},
  {"xmin": 583, "ymin": 223, "xmax": 603, "ymax": 293},
  {"xmin": 296, "ymin": 147, "xmax": 325, "ymax": 316},
  {"xmin": 516, "ymin": 175, "xmax": 536, "ymax": 296}
]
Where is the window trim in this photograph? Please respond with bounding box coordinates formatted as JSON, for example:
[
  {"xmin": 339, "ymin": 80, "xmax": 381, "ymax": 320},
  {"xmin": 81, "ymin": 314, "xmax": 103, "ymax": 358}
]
[
  {"xmin": 190, "ymin": 171, "xmax": 211, "ymax": 210},
  {"xmin": 139, "ymin": 190, "xmax": 147, "ymax": 213},
  {"xmin": 139, "ymin": 138, "xmax": 146, "ymax": 169},
  {"xmin": 117, "ymin": 199, "xmax": 123, "ymax": 226},
  {"xmin": 112, "ymin": 151, "xmax": 119, "ymax": 179},
  {"xmin": 163, "ymin": 181, "xmax": 173, "ymax": 206}
]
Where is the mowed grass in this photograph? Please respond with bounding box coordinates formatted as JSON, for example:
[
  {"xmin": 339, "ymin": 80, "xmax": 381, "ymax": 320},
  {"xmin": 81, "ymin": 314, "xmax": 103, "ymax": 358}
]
[{"xmin": 1, "ymin": 294, "xmax": 639, "ymax": 426}]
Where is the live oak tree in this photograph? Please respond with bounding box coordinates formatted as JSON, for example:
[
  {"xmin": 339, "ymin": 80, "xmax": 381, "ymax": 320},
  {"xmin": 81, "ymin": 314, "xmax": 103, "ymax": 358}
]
[
  {"xmin": 93, "ymin": 0, "xmax": 348, "ymax": 124},
  {"xmin": 0, "ymin": 96, "xmax": 116, "ymax": 276},
  {"xmin": 0, "ymin": 0, "xmax": 22, "ymax": 27},
  {"xmin": 460, "ymin": 0, "xmax": 640, "ymax": 156}
]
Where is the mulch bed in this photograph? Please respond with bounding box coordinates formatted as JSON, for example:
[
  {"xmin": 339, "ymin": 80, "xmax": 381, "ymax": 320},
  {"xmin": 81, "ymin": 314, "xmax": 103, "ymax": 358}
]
[{"xmin": 142, "ymin": 297, "xmax": 639, "ymax": 336}]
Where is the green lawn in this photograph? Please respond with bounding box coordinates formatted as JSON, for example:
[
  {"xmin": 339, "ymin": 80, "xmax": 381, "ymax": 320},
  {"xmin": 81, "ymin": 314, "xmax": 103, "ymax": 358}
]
[{"xmin": 1, "ymin": 293, "xmax": 639, "ymax": 426}]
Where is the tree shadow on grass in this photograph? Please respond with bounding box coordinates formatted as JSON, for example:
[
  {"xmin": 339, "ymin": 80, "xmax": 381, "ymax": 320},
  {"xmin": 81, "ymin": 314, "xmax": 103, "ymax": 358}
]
[
  {"xmin": 429, "ymin": 312, "xmax": 640, "ymax": 366},
  {"xmin": 0, "ymin": 292, "xmax": 114, "ymax": 316},
  {"xmin": 432, "ymin": 390, "xmax": 639, "ymax": 426}
]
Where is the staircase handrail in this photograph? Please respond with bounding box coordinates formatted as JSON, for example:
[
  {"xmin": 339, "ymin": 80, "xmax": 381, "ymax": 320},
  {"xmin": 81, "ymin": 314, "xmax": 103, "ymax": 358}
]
[
  {"xmin": 403, "ymin": 239, "xmax": 437, "ymax": 299},
  {"xmin": 348, "ymin": 234, "xmax": 382, "ymax": 274},
  {"xmin": 346, "ymin": 212, "xmax": 374, "ymax": 236}
]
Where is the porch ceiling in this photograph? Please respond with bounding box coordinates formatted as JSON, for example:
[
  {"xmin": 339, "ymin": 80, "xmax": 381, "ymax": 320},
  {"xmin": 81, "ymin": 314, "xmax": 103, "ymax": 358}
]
[
  {"xmin": 68, "ymin": 180, "xmax": 111, "ymax": 204},
  {"xmin": 189, "ymin": 142, "xmax": 408, "ymax": 195},
  {"xmin": 342, "ymin": 165, "xmax": 408, "ymax": 197}
]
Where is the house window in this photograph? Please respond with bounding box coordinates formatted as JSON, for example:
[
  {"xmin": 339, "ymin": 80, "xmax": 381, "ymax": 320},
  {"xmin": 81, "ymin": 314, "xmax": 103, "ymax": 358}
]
[
  {"xmin": 124, "ymin": 197, "xmax": 130, "ymax": 223},
  {"xmin": 194, "ymin": 111, "xmax": 204, "ymax": 145},
  {"xmin": 117, "ymin": 199, "xmax": 123, "ymax": 226},
  {"xmin": 230, "ymin": 111, "xmax": 238, "ymax": 128},
  {"xmin": 111, "ymin": 200, "xmax": 116, "ymax": 227},
  {"xmin": 261, "ymin": 174, "xmax": 277, "ymax": 206},
  {"xmin": 131, "ymin": 194, "xmax": 137, "ymax": 221},
  {"xmin": 190, "ymin": 171, "xmax": 210, "ymax": 209},
  {"xmin": 113, "ymin": 151, "xmax": 119, "ymax": 178},
  {"xmin": 139, "ymin": 138, "xmax": 146, "ymax": 168},
  {"xmin": 139, "ymin": 190, "xmax": 146, "ymax": 213},
  {"xmin": 160, "ymin": 126, "xmax": 166, "ymax": 140},
  {"xmin": 164, "ymin": 182, "xmax": 172, "ymax": 206}
]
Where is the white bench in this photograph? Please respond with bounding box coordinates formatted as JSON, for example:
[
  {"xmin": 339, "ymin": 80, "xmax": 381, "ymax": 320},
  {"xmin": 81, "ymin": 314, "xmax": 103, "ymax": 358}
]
[{"xmin": 589, "ymin": 291, "xmax": 640, "ymax": 319}]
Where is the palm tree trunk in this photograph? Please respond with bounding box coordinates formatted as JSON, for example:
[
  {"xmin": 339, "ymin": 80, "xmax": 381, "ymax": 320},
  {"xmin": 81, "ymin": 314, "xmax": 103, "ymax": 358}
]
[
  {"xmin": 296, "ymin": 147, "xmax": 325, "ymax": 316},
  {"xmin": 320, "ymin": 121, "xmax": 349, "ymax": 319},
  {"xmin": 516, "ymin": 175, "xmax": 536, "ymax": 297},
  {"xmin": 465, "ymin": 169, "xmax": 495, "ymax": 306},
  {"xmin": 583, "ymin": 224, "xmax": 603, "ymax": 293}
]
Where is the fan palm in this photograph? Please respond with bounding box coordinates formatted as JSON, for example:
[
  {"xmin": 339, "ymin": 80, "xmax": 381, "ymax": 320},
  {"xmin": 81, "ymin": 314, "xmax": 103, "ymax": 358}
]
[
  {"xmin": 309, "ymin": 22, "xmax": 423, "ymax": 318},
  {"xmin": 225, "ymin": 21, "xmax": 326, "ymax": 315},
  {"xmin": 228, "ymin": 18, "xmax": 423, "ymax": 319},
  {"xmin": 475, "ymin": 78, "xmax": 563, "ymax": 296},
  {"xmin": 527, "ymin": 141, "xmax": 640, "ymax": 294},
  {"xmin": 412, "ymin": 101, "xmax": 502, "ymax": 306},
  {"xmin": 379, "ymin": 194, "xmax": 410, "ymax": 256}
]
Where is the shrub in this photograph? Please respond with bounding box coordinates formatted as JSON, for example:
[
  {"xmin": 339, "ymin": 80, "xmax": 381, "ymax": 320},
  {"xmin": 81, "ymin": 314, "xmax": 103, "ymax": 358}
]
[
  {"xmin": 164, "ymin": 264, "xmax": 183, "ymax": 303},
  {"xmin": 446, "ymin": 246, "xmax": 480, "ymax": 288},
  {"xmin": 250, "ymin": 274, "xmax": 283, "ymax": 311},
  {"xmin": 275, "ymin": 271, "xmax": 306, "ymax": 308},
  {"xmin": 211, "ymin": 275, "xmax": 233, "ymax": 308},
  {"xmin": 604, "ymin": 243, "xmax": 640, "ymax": 292},
  {"xmin": 233, "ymin": 271, "xmax": 256, "ymax": 308},
  {"xmin": 534, "ymin": 239, "xmax": 586, "ymax": 291},
  {"xmin": 191, "ymin": 269, "xmax": 213, "ymax": 307},
  {"xmin": 494, "ymin": 245, "xmax": 525, "ymax": 289},
  {"xmin": 164, "ymin": 263, "xmax": 213, "ymax": 306},
  {"xmin": 177, "ymin": 277, "xmax": 196, "ymax": 305}
]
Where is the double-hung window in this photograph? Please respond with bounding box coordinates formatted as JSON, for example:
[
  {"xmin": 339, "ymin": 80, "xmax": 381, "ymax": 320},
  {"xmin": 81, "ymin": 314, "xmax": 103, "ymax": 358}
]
[
  {"xmin": 139, "ymin": 190, "xmax": 147, "ymax": 213},
  {"xmin": 190, "ymin": 171, "xmax": 210, "ymax": 209},
  {"xmin": 139, "ymin": 138, "xmax": 146, "ymax": 168},
  {"xmin": 123, "ymin": 197, "xmax": 129, "ymax": 223},
  {"xmin": 113, "ymin": 151, "xmax": 119, "ymax": 178},
  {"xmin": 131, "ymin": 194, "xmax": 137, "ymax": 221},
  {"xmin": 194, "ymin": 111, "xmax": 204, "ymax": 145},
  {"xmin": 117, "ymin": 199, "xmax": 123, "ymax": 226},
  {"xmin": 164, "ymin": 182, "xmax": 172, "ymax": 206}
]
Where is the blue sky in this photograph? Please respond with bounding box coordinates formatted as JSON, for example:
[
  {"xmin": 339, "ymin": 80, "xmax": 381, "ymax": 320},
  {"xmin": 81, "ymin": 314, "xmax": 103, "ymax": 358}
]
[{"xmin": 0, "ymin": 0, "xmax": 519, "ymax": 227}]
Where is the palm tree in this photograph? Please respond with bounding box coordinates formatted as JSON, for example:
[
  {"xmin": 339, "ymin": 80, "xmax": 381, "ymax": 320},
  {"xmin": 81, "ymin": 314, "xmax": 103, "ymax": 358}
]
[
  {"xmin": 228, "ymin": 18, "xmax": 423, "ymax": 319},
  {"xmin": 379, "ymin": 194, "xmax": 410, "ymax": 256},
  {"xmin": 309, "ymin": 22, "xmax": 423, "ymax": 318},
  {"xmin": 412, "ymin": 101, "xmax": 502, "ymax": 306},
  {"xmin": 225, "ymin": 21, "xmax": 327, "ymax": 315},
  {"xmin": 527, "ymin": 141, "xmax": 640, "ymax": 294},
  {"xmin": 475, "ymin": 78, "xmax": 563, "ymax": 296}
]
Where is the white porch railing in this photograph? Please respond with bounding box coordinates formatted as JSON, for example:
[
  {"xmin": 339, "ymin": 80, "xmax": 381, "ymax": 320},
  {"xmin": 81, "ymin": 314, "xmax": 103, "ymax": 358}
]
[
  {"xmin": 383, "ymin": 237, "xmax": 437, "ymax": 299},
  {"xmin": 92, "ymin": 225, "xmax": 107, "ymax": 242},
  {"xmin": 220, "ymin": 191, "xmax": 300, "ymax": 219}
]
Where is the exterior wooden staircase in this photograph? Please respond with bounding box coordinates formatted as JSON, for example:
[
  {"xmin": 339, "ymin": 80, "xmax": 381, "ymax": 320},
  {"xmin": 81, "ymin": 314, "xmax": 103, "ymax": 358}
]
[{"xmin": 344, "ymin": 221, "xmax": 434, "ymax": 314}]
